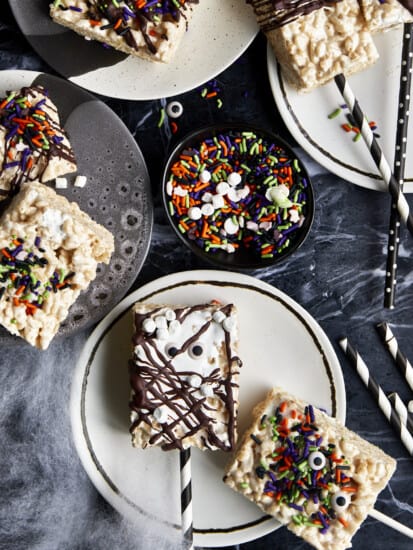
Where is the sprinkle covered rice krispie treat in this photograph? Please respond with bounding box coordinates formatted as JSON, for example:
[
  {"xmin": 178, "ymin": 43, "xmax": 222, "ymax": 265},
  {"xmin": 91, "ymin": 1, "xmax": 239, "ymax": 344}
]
[
  {"xmin": 0, "ymin": 181, "xmax": 114, "ymax": 349},
  {"xmin": 224, "ymin": 388, "xmax": 396, "ymax": 550},
  {"xmin": 50, "ymin": 0, "xmax": 199, "ymax": 63},
  {"xmin": 129, "ymin": 302, "xmax": 242, "ymax": 451},
  {"xmin": 0, "ymin": 85, "xmax": 76, "ymax": 201},
  {"xmin": 247, "ymin": 0, "xmax": 379, "ymax": 92}
]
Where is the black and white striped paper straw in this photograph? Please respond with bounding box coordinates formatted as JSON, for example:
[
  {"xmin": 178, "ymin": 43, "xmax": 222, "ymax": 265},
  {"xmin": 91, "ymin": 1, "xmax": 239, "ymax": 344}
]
[
  {"xmin": 388, "ymin": 392, "xmax": 413, "ymax": 435},
  {"xmin": 384, "ymin": 23, "xmax": 413, "ymax": 309},
  {"xmin": 339, "ymin": 337, "xmax": 413, "ymax": 455},
  {"xmin": 334, "ymin": 73, "xmax": 413, "ymax": 238},
  {"xmin": 376, "ymin": 321, "xmax": 413, "ymax": 392},
  {"xmin": 180, "ymin": 448, "xmax": 194, "ymax": 550}
]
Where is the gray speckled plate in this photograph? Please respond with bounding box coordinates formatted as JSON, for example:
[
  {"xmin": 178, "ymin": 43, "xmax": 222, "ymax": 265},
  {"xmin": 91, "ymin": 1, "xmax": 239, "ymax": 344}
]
[
  {"xmin": 0, "ymin": 69, "xmax": 153, "ymax": 345},
  {"xmin": 9, "ymin": 0, "xmax": 258, "ymax": 100}
]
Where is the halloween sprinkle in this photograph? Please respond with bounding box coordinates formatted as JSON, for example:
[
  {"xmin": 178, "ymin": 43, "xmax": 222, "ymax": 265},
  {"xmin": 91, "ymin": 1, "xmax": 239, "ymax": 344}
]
[
  {"xmin": 165, "ymin": 130, "xmax": 311, "ymax": 259},
  {"xmin": 249, "ymin": 402, "xmax": 358, "ymax": 534},
  {"xmin": 0, "ymin": 236, "xmax": 74, "ymax": 315}
]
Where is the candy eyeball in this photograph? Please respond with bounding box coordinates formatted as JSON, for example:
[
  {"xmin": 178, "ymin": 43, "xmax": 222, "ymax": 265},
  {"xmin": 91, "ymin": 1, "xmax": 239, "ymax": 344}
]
[
  {"xmin": 308, "ymin": 451, "xmax": 326, "ymax": 471},
  {"xmin": 189, "ymin": 342, "xmax": 204, "ymax": 359},
  {"xmin": 166, "ymin": 101, "xmax": 183, "ymax": 119},
  {"xmin": 165, "ymin": 343, "xmax": 179, "ymax": 358},
  {"xmin": 331, "ymin": 491, "xmax": 351, "ymax": 512}
]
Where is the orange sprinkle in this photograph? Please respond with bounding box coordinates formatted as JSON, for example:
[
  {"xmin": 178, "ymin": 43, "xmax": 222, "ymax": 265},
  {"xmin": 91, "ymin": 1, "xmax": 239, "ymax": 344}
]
[
  {"xmin": 279, "ymin": 401, "xmax": 287, "ymax": 413},
  {"xmin": 338, "ymin": 517, "xmax": 349, "ymax": 528}
]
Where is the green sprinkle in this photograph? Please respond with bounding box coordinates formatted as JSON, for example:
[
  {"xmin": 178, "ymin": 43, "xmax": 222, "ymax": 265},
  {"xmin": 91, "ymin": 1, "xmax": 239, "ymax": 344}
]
[
  {"xmin": 353, "ymin": 132, "xmax": 362, "ymax": 142},
  {"xmin": 328, "ymin": 107, "xmax": 341, "ymax": 119},
  {"xmin": 239, "ymin": 482, "xmax": 249, "ymax": 489},
  {"xmin": 157, "ymin": 108, "xmax": 165, "ymax": 128}
]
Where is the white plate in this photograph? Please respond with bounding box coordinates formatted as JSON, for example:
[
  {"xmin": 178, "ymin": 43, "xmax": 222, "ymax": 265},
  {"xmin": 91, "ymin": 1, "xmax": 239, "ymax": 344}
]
[
  {"xmin": 71, "ymin": 270, "xmax": 346, "ymax": 547},
  {"xmin": 268, "ymin": 27, "xmax": 413, "ymax": 193},
  {"xmin": 10, "ymin": 1, "xmax": 258, "ymax": 100}
]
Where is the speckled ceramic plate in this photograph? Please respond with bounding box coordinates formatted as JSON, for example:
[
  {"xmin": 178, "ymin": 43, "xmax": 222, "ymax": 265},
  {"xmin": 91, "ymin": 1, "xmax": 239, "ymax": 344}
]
[
  {"xmin": 268, "ymin": 27, "xmax": 413, "ymax": 193},
  {"xmin": 0, "ymin": 69, "xmax": 152, "ymax": 345},
  {"xmin": 9, "ymin": 1, "xmax": 258, "ymax": 100},
  {"xmin": 71, "ymin": 270, "xmax": 346, "ymax": 547}
]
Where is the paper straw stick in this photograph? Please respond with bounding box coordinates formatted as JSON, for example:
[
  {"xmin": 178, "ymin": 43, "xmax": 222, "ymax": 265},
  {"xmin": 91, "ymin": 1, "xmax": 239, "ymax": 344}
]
[
  {"xmin": 384, "ymin": 23, "xmax": 413, "ymax": 308},
  {"xmin": 180, "ymin": 448, "xmax": 194, "ymax": 550},
  {"xmin": 388, "ymin": 392, "xmax": 413, "ymax": 435},
  {"xmin": 376, "ymin": 321, "xmax": 413, "ymax": 392},
  {"xmin": 334, "ymin": 73, "xmax": 413, "ymax": 238},
  {"xmin": 369, "ymin": 508, "xmax": 413, "ymax": 539},
  {"xmin": 339, "ymin": 337, "xmax": 413, "ymax": 455}
]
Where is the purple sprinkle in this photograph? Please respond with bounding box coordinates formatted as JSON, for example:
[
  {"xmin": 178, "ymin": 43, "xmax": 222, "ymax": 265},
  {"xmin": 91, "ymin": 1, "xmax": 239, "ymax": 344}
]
[{"xmin": 289, "ymin": 503, "xmax": 304, "ymax": 511}]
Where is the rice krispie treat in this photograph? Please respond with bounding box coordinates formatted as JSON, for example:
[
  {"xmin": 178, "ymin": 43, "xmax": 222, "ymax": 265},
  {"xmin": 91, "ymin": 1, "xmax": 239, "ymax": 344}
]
[
  {"xmin": 0, "ymin": 181, "xmax": 114, "ymax": 349},
  {"xmin": 129, "ymin": 302, "xmax": 242, "ymax": 451},
  {"xmin": 224, "ymin": 388, "xmax": 396, "ymax": 550},
  {"xmin": 50, "ymin": 0, "xmax": 199, "ymax": 64},
  {"xmin": 0, "ymin": 85, "xmax": 76, "ymax": 201},
  {"xmin": 247, "ymin": 0, "xmax": 379, "ymax": 92},
  {"xmin": 360, "ymin": 0, "xmax": 413, "ymax": 33}
]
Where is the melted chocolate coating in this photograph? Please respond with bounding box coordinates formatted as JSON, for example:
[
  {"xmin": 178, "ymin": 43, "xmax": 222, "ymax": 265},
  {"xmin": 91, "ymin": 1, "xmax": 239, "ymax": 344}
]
[
  {"xmin": 129, "ymin": 304, "xmax": 241, "ymax": 451},
  {"xmin": 247, "ymin": 0, "xmax": 342, "ymax": 30}
]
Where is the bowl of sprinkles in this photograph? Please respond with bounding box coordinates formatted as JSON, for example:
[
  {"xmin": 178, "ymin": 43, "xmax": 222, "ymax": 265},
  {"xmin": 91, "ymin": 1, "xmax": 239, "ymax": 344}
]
[{"xmin": 162, "ymin": 126, "xmax": 314, "ymax": 269}]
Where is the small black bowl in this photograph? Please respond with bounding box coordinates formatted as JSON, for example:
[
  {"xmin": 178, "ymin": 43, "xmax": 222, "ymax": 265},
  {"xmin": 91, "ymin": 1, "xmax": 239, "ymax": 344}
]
[{"xmin": 162, "ymin": 125, "xmax": 314, "ymax": 270}]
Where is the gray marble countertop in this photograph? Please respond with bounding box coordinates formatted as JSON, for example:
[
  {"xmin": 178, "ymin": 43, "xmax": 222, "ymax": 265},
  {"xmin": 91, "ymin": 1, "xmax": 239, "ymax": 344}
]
[{"xmin": 1, "ymin": 5, "xmax": 413, "ymax": 550}]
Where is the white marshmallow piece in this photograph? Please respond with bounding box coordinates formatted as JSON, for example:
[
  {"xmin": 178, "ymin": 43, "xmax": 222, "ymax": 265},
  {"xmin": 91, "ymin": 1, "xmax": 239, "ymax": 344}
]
[
  {"xmin": 216, "ymin": 181, "xmax": 230, "ymax": 195},
  {"xmin": 164, "ymin": 309, "xmax": 176, "ymax": 321},
  {"xmin": 154, "ymin": 316, "xmax": 168, "ymax": 329},
  {"xmin": 173, "ymin": 185, "xmax": 188, "ymax": 197},
  {"xmin": 55, "ymin": 177, "xmax": 68, "ymax": 189},
  {"xmin": 169, "ymin": 320, "xmax": 181, "ymax": 335},
  {"xmin": 201, "ymin": 203, "xmax": 214, "ymax": 217},
  {"xmin": 200, "ymin": 383, "xmax": 214, "ymax": 398},
  {"xmin": 188, "ymin": 206, "xmax": 202, "ymax": 220},
  {"xmin": 134, "ymin": 345, "xmax": 146, "ymax": 360},
  {"xmin": 202, "ymin": 192, "xmax": 213, "ymax": 203},
  {"xmin": 212, "ymin": 310, "xmax": 226, "ymax": 324},
  {"xmin": 74, "ymin": 175, "xmax": 87, "ymax": 188},
  {"xmin": 166, "ymin": 180, "xmax": 173, "ymax": 196},
  {"xmin": 227, "ymin": 188, "xmax": 241, "ymax": 203},
  {"xmin": 289, "ymin": 209, "xmax": 300, "ymax": 223},
  {"xmin": 224, "ymin": 218, "xmax": 239, "ymax": 235},
  {"xmin": 156, "ymin": 328, "xmax": 169, "ymax": 340},
  {"xmin": 142, "ymin": 318, "xmax": 156, "ymax": 333},
  {"xmin": 227, "ymin": 172, "xmax": 242, "ymax": 186},
  {"xmin": 224, "ymin": 243, "xmax": 236, "ymax": 253},
  {"xmin": 223, "ymin": 316, "xmax": 236, "ymax": 332},
  {"xmin": 153, "ymin": 405, "xmax": 169, "ymax": 424},
  {"xmin": 187, "ymin": 374, "xmax": 202, "ymax": 388},
  {"xmin": 212, "ymin": 194, "xmax": 225, "ymax": 209},
  {"xmin": 199, "ymin": 170, "xmax": 211, "ymax": 183}
]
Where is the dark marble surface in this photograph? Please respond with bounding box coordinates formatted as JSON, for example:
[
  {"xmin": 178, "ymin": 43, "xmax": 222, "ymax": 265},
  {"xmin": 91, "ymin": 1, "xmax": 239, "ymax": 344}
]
[{"xmin": 1, "ymin": 4, "xmax": 413, "ymax": 550}]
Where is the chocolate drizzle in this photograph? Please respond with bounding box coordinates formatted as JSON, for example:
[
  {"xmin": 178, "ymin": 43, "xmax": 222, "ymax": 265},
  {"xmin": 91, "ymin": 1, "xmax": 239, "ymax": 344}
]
[
  {"xmin": 83, "ymin": 0, "xmax": 199, "ymax": 55},
  {"xmin": 247, "ymin": 0, "xmax": 342, "ymax": 30},
  {"xmin": 0, "ymin": 85, "xmax": 76, "ymax": 198},
  {"xmin": 129, "ymin": 304, "xmax": 241, "ymax": 451}
]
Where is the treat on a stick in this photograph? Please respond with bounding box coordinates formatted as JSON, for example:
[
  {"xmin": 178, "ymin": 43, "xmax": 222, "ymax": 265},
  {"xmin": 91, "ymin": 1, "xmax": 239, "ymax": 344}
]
[
  {"xmin": 0, "ymin": 181, "xmax": 114, "ymax": 349},
  {"xmin": 247, "ymin": 0, "xmax": 379, "ymax": 92},
  {"xmin": 128, "ymin": 302, "xmax": 242, "ymax": 451},
  {"xmin": 0, "ymin": 85, "xmax": 76, "ymax": 201},
  {"xmin": 50, "ymin": 0, "xmax": 199, "ymax": 64},
  {"xmin": 224, "ymin": 387, "xmax": 396, "ymax": 550},
  {"xmin": 360, "ymin": 0, "xmax": 413, "ymax": 33}
]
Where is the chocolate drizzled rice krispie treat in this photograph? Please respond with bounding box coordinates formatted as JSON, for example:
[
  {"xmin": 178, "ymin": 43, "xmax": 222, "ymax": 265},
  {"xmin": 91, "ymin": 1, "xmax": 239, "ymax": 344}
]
[
  {"xmin": 0, "ymin": 181, "xmax": 114, "ymax": 349},
  {"xmin": 129, "ymin": 302, "xmax": 242, "ymax": 451},
  {"xmin": 0, "ymin": 85, "xmax": 76, "ymax": 201},
  {"xmin": 50, "ymin": 0, "xmax": 199, "ymax": 63},
  {"xmin": 224, "ymin": 388, "xmax": 396, "ymax": 550}
]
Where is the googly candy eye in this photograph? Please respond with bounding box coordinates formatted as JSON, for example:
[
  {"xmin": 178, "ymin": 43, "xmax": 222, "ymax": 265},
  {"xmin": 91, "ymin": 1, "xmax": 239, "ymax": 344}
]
[
  {"xmin": 165, "ymin": 343, "xmax": 179, "ymax": 358},
  {"xmin": 308, "ymin": 451, "xmax": 326, "ymax": 471},
  {"xmin": 166, "ymin": 101, "xmax": 183, "ymax": 119},
  {"xmin": 331, "ymin": 491, "xmax": 351, "ymax": 512},
  {"xmin": 188, "ymin": 342, "xmax": 204, "ymax": 359}
]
